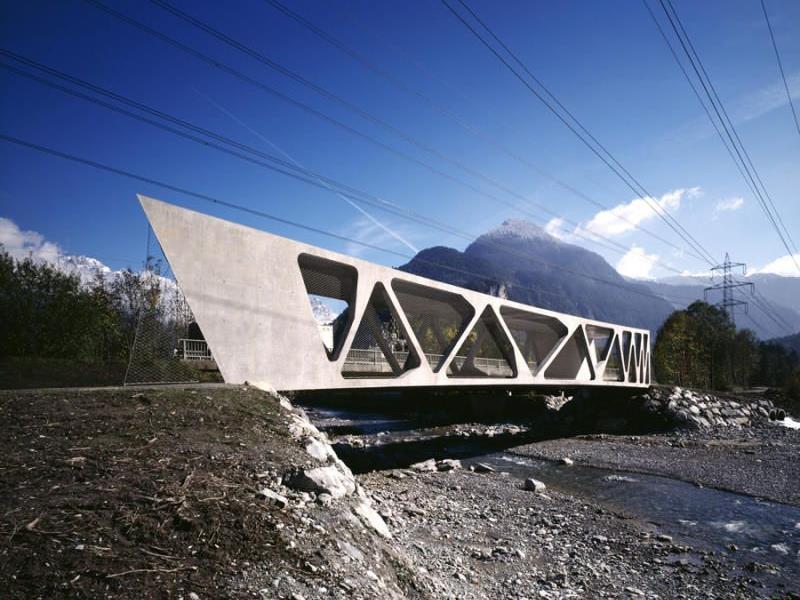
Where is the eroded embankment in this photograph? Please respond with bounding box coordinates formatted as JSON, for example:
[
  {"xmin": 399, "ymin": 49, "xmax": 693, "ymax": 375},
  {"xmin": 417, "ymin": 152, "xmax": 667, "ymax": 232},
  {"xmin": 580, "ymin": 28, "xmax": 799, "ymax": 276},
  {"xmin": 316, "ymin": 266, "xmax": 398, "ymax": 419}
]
[{"xmin": 0, "ymin": 385, "xmax": 434, "ymax": 600}]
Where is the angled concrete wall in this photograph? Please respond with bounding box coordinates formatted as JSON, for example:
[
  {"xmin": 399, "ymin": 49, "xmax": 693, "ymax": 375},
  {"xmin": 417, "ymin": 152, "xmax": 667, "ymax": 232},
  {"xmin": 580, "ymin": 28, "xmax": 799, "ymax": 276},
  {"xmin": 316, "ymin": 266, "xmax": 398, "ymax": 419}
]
[{"xmin": 140, "ymin": 196, "xmax": 651, "ymax": 391}]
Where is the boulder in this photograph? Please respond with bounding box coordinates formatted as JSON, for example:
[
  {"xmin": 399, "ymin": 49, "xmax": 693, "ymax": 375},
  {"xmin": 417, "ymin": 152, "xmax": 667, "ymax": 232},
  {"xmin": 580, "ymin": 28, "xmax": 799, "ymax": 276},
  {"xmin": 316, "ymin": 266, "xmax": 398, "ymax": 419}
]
[
  {"xmin": 286, "ymin": 466, "xmax": 355, "ymax": 499},
  {"xmin": 436, "ymin": 459, "xmax": 462, "ymax": 472},
  {"xmin": 410, "ymin": 458, "xmax": 438, "ymax": 472},
  {"xmin": 524, "ymin": 478, "xmax": 547, "ymax": 493},
  {"xmin": 353, "ymin": 500, "xmax": 391, "ymax": 538},
  {"xmin": 473, "ymin": 462, "xmax": 496, "ymax": 473},
  {"xmin": 304, "ymin": 437, "xmax": 334, "ymax": 463}
]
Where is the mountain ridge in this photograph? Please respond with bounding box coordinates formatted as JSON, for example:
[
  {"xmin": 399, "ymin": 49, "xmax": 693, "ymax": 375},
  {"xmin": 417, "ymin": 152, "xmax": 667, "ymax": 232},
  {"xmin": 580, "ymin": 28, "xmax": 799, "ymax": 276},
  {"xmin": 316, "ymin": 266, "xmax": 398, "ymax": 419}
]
[{"xmin": 398, "ymin": 219, "xmax": 674, "ymax": 332}]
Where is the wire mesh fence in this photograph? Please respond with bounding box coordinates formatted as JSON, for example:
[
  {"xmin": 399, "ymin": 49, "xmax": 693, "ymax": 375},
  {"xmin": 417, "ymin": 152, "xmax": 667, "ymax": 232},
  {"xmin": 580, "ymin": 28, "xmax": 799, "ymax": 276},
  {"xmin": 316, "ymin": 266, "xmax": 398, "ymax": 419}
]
[{"xmin": 124, "ymin": 227, "xmax": 219, "ymax": 385}]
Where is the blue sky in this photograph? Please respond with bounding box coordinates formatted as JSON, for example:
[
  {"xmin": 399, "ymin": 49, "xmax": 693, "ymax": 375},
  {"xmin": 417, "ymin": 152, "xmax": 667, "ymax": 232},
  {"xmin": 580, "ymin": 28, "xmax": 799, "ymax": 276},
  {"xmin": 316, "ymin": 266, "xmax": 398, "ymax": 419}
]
[{"xmin": 1, "ymin": 0, "xmax": 799, "ymax": 279}]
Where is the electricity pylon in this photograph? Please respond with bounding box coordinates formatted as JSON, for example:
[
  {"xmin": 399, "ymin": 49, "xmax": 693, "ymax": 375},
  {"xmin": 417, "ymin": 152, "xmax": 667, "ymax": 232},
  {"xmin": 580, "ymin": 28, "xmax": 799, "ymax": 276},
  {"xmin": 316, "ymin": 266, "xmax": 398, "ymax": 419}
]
[{"xmin": 703, "ymin": 253, "xmax": 754, "ymax": 325}]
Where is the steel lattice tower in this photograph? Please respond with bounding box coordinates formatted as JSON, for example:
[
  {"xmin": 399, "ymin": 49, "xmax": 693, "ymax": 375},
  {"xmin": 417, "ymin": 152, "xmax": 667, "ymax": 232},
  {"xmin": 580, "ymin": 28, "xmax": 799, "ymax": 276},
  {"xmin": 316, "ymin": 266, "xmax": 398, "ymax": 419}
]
[{"xmin": 703, "ymin": 253, "xmax": 754, "ymax": 325}]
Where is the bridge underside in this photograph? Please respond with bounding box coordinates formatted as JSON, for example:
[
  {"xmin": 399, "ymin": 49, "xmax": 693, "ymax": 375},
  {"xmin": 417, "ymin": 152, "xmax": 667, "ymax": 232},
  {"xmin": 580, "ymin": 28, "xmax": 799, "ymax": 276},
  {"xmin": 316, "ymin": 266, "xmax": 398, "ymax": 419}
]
[{"xmin": 140, "ymin": 196, "xmax": 651, "ymax": 392}]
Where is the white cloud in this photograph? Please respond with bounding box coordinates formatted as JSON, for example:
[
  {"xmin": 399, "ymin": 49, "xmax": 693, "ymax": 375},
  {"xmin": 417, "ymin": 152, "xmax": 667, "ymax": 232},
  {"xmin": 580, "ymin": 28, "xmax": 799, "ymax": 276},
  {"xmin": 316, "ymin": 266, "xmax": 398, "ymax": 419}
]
[
  {"xmin": 714, "ymin": 197, "xmax": 744, "ymax": 213},
  {"xmin": 582, "ymin": 187, "xmax": 700, "ymax": 237},
  {"xmin": 754, "ymin": 253, "xmax": 800, "ymax": 277},
  {"xmin": 0, "ymin": 216, "xmax": 62, "ymax": 263},
  {"xmin": 545, "ymin": 217, "xmax": 570, "ymax": 241},
  {"xmin": 616, "ymin": 245, "xmax": 660, "ymax": 279}
]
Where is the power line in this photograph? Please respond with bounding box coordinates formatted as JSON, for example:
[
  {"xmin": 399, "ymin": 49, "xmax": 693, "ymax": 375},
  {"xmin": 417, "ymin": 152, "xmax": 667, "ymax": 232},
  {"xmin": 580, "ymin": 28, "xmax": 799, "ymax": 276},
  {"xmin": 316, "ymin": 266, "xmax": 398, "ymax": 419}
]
[
  {"xmin": 640, "ymin": 0, "xmax": 772, "ymax": 218},
  {"xmin": 3, "ymin": 54, "xmax": 678, "ymax": 294},
  {"xmin": 747, "ymin": 286, "xmax": 795, "ymax": 332},
  {"xmin": 78, "ymin": 1, "xmax": 674, "ymax": 263},
  {"xmin": 2, "ymin": 51, "xmax": 684, "ymax": 281},
  {"xmin": 439, "ymin": 0, "xmax": 718, "ymax": 267},
  {"xmin": 740, "ymin": 310, "xmax": 770, "ymax": 339},
  {"xmin": 760, "ymin": 0, "xmax": 800, "ymax": 140},
  {"xmin": 703, "ymin": 253, "xmax": 753, "ymax": 325},
  {"xmin": 261, "ymin": 0, "xmax": 696, "ymax": 260},
  {"xmin": 657, "ymin": 0, "xmax": 800, "ymax": 271},
  {"xmin": 734, "ymin": 288, "xmax": 784, "ymax": 339},
  {"xmin": 660, "ymin": 0, "xmax": 798, "ymax": 257},
  {"xmin": 0, "ymin": 133, "xmax": 699, "ymax": 308},
  {"xmin": 143, "ymin": 0, "xmax": 700, "ymax": 266}
]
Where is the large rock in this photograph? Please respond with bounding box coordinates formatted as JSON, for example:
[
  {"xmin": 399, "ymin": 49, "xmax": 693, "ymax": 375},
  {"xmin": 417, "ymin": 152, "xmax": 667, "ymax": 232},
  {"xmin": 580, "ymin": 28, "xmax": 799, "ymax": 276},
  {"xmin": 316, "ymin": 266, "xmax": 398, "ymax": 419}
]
[
  {"xmin": 304, "ymin": 437, "xmax": 335, "ymax": 463},
  {"xmin": 286, "ymin": 466, "xmax": 356, "ymax": 499},
  {"xmin": 410, "ymin": 458, "xmax": 438, "ymax": 472},
  {"xmin": 353, "ymin": 500, "xmax": 391, "ymax": 538},
  {"xmin": 524, "ymin": 478, "xmax": 547, "ymax": 493},
  {"xmin": 436, "ymin": 459, "xmax": 462, "ymax": 472}
]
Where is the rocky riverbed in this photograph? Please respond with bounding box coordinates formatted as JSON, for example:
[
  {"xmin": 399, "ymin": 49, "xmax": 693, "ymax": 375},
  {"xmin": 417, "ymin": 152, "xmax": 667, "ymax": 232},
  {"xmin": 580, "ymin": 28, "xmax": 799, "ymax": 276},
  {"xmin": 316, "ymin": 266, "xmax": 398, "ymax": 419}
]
[
  {"xmin": 303, "ymin": 386, "xmax": 800, "ymax": 599},
  {"xmin": 2, "ymin": 384, "xmax": 799, "ymax": 599}
]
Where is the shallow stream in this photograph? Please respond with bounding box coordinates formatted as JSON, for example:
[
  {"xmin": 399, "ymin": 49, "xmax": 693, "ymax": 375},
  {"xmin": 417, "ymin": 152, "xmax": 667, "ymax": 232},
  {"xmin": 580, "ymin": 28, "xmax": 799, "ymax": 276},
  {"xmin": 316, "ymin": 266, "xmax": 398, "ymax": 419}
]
[{"xmin": 302, "ymin": 403, "xmax": 800, "ymax": 589}]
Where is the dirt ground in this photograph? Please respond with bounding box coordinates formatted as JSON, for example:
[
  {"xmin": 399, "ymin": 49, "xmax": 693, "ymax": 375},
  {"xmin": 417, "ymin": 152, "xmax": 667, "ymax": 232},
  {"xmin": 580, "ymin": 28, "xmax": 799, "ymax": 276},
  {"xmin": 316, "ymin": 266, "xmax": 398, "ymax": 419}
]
[{"xmin": 0, "ymin": 386, "xmax": 423, "ymax": 599}]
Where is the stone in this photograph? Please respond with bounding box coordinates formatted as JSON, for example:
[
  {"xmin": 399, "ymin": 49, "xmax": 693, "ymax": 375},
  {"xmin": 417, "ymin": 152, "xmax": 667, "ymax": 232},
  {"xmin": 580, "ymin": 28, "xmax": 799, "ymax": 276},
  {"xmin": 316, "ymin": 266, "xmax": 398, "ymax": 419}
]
[
  {"xmin": 286, "ymin": 466, "xmax": 355, "ymax": 499},
  {"xmin": 524, "ymin": 478, "xmax": 547, "ymax": 493},
  {"xmin": 560, "ymin": 457, "xmax": 574, "ymax": 466},
  {"xmin": 304, "ymin": 437, "xmax": 333, "ymax": 462},
  {"xmin": 410, "ymin": 458, "xmax": 438, "ymax": 472},
  {"xmin": 353, "ymin": 500, "xmax": 391, "ymax": 538},
  {"xmin": 436, "ymin": 459, "xmax": 462, "ymax": 472},
  {"xmin": 473, "ymin": 462, "xmax": 496, "ymax": 473},
  {"xmin": 256, "ymin": 487, "xmax": 288, "ymax": 509},
  {"xmin": 655, "ymin": 533, "xmax": 672, "ymax": 543}
]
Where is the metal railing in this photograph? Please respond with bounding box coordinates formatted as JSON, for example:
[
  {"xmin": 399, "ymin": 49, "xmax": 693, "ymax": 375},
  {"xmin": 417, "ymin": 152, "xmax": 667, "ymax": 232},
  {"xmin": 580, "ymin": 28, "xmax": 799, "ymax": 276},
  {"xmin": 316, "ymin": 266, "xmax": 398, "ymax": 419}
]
[
  {"xmin": 343, "ymin": 347, "xmax": 513, "ymax": 375},
  {"xmin": 178, "ymin": 338, "xmax": 213, "ymax": 361}
]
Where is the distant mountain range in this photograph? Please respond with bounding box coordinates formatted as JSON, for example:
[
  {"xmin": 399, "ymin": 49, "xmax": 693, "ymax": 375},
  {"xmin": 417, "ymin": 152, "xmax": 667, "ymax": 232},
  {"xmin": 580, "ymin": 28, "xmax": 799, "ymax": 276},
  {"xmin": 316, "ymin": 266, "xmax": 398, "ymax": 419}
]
[
  {"xmin": 398, "ymin": 219, "xmax": 675, "ymax": 333},
  {"xmin": 642, "ymin": 273, "xmax": 800, "ymax": 340},
  {"xmin": 398, "ymin": 219, "xmax": 799, "ymax": 340},
  {"xmin": 773, "ymin": 332, "xmax": 800, "ymax": 354}
]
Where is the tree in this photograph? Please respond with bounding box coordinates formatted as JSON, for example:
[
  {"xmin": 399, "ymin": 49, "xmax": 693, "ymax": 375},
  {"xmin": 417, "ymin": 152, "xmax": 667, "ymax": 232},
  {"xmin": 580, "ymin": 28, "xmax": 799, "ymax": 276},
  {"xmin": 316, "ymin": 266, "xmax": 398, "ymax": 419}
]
[{"xmin": 653, "ymin": 301, "xmax": 759, "ymax": 390}]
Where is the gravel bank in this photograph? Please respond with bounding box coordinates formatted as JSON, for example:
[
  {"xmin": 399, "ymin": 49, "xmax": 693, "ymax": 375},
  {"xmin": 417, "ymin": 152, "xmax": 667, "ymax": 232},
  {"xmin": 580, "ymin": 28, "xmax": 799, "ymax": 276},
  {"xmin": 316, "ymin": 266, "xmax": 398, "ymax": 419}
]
[
  {"xmin": 512, "ymin": 424, "xmax": 800, "ymax": 505},
  {"xmin": 360, "ymin": 465, "xmax": 796, "ymax": 599}
]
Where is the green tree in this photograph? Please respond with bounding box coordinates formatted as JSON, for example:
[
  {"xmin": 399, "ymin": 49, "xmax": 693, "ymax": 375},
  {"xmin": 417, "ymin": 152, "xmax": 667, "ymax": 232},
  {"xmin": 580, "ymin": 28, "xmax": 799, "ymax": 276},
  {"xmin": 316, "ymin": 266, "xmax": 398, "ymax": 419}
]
[{"xmin": 654, "ymin": 301, "xmax": 759, "ymax": 390}]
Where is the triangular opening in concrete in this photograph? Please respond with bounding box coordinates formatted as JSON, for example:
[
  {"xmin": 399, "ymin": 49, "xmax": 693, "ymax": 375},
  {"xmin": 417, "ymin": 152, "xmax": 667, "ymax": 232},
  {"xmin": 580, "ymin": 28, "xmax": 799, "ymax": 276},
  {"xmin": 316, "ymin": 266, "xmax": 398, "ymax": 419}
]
[
  {"xmin": 342, "ymin": 283, "xmax": 420, "ymax": 378},
  {"xmin": 499, "ymin": 307, "xmax": 567, "ymax": 375},
  {"xmin": 298, "ymin": 253, "xmax": 357, "ymax": 360},
  {"xmin": 602, "ymin": 335, "xmax": 625, "ymax": 382},
  {"xmin": 627, "ymin": 342, "xmax": 639, "ymax": 383},
  {"xmin": 447, "ymin": 306, "xmax": 516, "ymax": 378},
  {"xmin": 544, "ymin": 327, "xmax": 595, "ymax": 381},
  {"xmin": 620, "ymin": 331, "xmax": 632, "ymax": 372},
  {"xmin": 586, "ymin": 324, "xmax": 614, "ymax": 363},
  {"xmin": 391, "ymin": 280, "xmax": 474, "ymax": 372}
]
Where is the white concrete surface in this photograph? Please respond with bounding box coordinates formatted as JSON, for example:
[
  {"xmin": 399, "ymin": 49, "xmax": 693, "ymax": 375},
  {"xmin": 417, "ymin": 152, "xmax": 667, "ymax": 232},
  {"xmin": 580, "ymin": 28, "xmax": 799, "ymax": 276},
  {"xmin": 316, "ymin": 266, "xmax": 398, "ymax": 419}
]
[{"xmin": 140, "ymin": 195, "xmax": 651, "ymax": 391}]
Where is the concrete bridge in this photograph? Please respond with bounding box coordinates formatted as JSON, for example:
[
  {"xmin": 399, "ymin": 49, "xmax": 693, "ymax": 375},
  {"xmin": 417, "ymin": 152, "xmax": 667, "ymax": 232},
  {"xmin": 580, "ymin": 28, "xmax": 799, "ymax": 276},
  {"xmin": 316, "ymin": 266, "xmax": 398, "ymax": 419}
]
[{"xmin": 141, "ymin": 196, "xmax": 650, "ymax": 392}]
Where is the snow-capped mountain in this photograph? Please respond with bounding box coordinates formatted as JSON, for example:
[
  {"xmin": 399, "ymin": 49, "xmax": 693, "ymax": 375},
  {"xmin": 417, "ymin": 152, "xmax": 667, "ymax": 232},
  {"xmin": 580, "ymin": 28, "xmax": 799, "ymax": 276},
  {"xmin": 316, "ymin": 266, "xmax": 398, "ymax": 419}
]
[
  {"xmin": 400, "ymin": 219, "xmax": 674, "ymax": 333},
  {"xmin": 56, "ymin": 255, "xmax": 114, "ymax": 286},
  {"xmin": 481, "ymin": 219, "xmax": 556, "ymax": 243}
]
